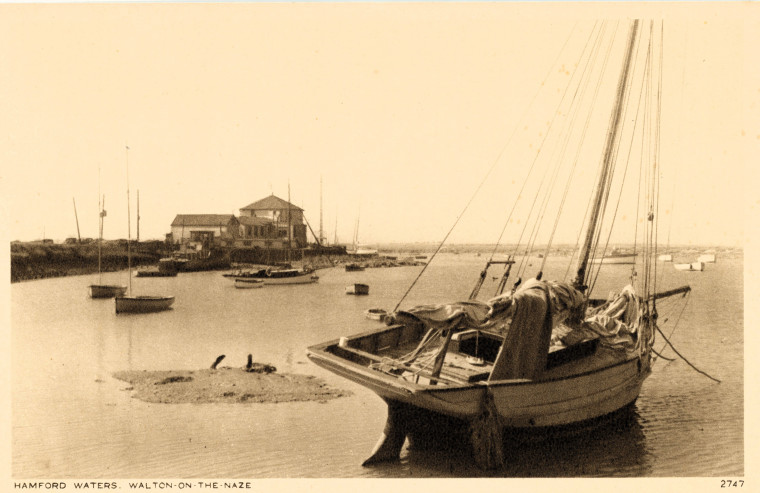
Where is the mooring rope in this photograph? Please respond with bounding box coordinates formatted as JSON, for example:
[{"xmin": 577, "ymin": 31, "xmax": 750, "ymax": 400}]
[
  {"xmin": 651, "ymin": 347, "xmax": 676, "ymax": 362},
  {"xmin": 654, "ymin": 324, "xmax": 721, "ymax": 383}
]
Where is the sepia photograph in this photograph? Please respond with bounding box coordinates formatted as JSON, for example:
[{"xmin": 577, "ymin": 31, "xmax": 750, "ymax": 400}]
[{"xmin": 2, "ymin": 1, "xmax": 754, "ymax": 489}]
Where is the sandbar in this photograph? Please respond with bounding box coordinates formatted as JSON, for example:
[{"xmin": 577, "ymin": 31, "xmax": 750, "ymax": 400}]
[{"xmin": 113, "ymin": 367, "xmax": 351, "ymax": 404}]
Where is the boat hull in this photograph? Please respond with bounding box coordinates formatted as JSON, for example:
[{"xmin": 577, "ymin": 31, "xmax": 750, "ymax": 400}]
[
  {"xmin": 89, "ymin": 284, "xmax": 127, "ymax": 299},
  {"xmin": 234, "ymin": 279, "xmax": 264, "ymax": 289},
  {"xmin": 115, "ymin": 295, "xmax": 175, "ymax": 314},
  {"xmin": 365, "ymin": 308, "xmax": 388, "ymax": 320},
  {"xmin": 136, "ymin": 270, "xmax": 177, "ymax": 277},
  {"xmin": 674, "ymin": 261, "xmax": 704, "ymax": 271},
  {"xmin": 260, "ymin": 274, "xmax": 319, "ymax": 285},
  {"xmin": 307, "ymin": 340, "xmax": 647, "ymax": 426},
  {"xmin": 346, "ymin": 283, "xmax": 369, "ymax": 295},
  {"xmin": 590, "ymin": 255, "xmax": 637, "ymax": 265}
]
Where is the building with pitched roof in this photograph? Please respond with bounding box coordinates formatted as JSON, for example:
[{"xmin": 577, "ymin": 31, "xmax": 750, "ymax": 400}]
[
  {"xmin": 237, "ymin": 194, "xmax": 307, "ymax": 248},
  {"xmin": 168, "ymin": 195, "xmax": 308, "ymax": 252},
  {"xmin": 170, "ymin": 214, "xmax": 240, "ymax": 251}
]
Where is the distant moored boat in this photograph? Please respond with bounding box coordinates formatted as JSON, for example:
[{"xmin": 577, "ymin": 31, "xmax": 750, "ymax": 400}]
[
  {"xmin": 115, "ymin": 295, "xmax": 175, "ymax": 313},
  {"xmin": 89, "ymin": 173, "xmax": 127, "ymax": 299},
  {"xmin": 346, "ymin": 283, "xmax": 369, "ymax": 295},
  {"xmin": 364, "ymin": 308, "xmax": 387, "ymax": 321},
  {"xmin": 674, "ymin": 261, "xmax": 704, "ymax": 272},
  {"xmin": 234, "ymin": 278, "xmax": 264, "ymax": 289},
  {"xmin": 590, "ymin": 249, "xmax": 637, "ymax": 265},
  {"xmin": 89, "ymin": 284, "xmax": 127, "ymax": 299}
]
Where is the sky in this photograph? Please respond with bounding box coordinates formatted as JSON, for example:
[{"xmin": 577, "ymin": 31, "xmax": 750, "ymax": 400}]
[{"xmin": 0, "ymin": 2, "xmax": 756, "ymax": 248}]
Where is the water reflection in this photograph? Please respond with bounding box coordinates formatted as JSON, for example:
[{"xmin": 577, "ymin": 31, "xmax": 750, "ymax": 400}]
[{"xmin": 396, "ymin": 404, "xmax": 651, "ymax": 477}]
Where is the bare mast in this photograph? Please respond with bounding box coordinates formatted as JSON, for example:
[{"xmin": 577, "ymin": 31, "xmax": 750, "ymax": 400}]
[
  {"xmin": 73, "ymin": 198, "xmax": 81, "ymax": 243},
  {"xmin": 125, "ymin": 145, "xmax": 132, "ymax": 295},
  {"xmin": 319, "ymin": 175, "xmax": 324, "ymax": 245},
  {"xmin": 136, "ymin": 189, "xmax": 140, "ymax": 243}
]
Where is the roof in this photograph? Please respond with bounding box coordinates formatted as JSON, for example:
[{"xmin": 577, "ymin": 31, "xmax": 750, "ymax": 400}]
[
  {"xmin": 171, "ymin": 214, "xmax": 239, "ymax": 227},
  {"xmin": 238, "ymin": 216, "xmax": 273, "ymax": 226},
  {"xmin": 240, "ymin": 194, "xmax": 303, "ymax": 212}
]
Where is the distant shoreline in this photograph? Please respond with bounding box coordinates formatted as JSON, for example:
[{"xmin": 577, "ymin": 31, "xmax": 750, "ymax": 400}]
[{"xmin": 10, "ymin": 239, "xmax": 740, "ymax": 284}]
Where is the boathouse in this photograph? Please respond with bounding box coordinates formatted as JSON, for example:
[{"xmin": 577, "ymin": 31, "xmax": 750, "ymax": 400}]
[
  {"xmin": 169, "ymin": 214, "xmax": 240, "ymax": 249},
  {"xmin": 236, "ymin": 194, "xmax": 308, "ymax": 249}
]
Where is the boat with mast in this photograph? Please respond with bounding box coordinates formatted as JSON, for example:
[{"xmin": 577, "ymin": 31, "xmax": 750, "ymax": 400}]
[
  {"xmin": 347, "ymin": 213, "xmax": 378, "ymax": 256},
  {"xmin": 590, "ymin": 247, "xmax": 637, "ymax": 265},
  {"xmin": 307, "ymin": 20, "xmax": 693, "ymax": 468},
  {"xmin": 89, "ymin": 167, "xmax": 127, "ymax": 299},
  {"xmin": 115, "ymin": 146, "xmax": 175, "ymax": 314}
]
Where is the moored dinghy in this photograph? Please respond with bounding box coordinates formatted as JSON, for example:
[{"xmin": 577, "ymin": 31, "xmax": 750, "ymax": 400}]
[
  {"xmin": 346, "ymin": 283, "xmax": 369, "ymax": 295},
  {"xmin": 88, "ymin": 170, "xmax": 127, "ymax": 299},
  {"xmin": 674, "ymin": 261, "xmax": 704, "ymax": 272},
  {"xmin": 364, "ymin": 308, "xmax": 388, "ymax": 321},
  {"xmin": 90, "ymin": 284, "xmax": 127, "ymax": 299},
  {"xmin": 114, "ymin": 145, "xmax": 174, "ymax": 314},
  {"xmin": 308, "ymin": 20, "xmax": 695, "ymax": 468},
  {"xmin": 115, "ymin": 295, "xmax": 175, "ymax": 313}
]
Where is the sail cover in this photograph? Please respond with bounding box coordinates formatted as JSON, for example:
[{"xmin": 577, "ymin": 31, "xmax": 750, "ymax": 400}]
[
  {"xmin": 390, "ymin": 279, "xmax": 641, "ymax": 380},
  {"xmin": 575, "ymin": 284, "xmax": 641, "ymax": 351},
  {"xmin": 394, "ymin": 300, "xmax": 492, "ymax": 332},
  {"xmin": 487, "ymin": 279, "xmax": 585, "ymax": 380}
]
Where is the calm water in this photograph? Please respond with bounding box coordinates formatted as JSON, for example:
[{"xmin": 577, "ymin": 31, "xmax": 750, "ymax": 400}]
[{"xmin": 11, "ymin": 253, "xmax": 743, "ymax": 478}]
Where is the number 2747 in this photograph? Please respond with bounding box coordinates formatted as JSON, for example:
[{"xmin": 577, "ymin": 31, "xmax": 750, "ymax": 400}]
[{"xmin": 721, "ymin": 480, "xmax": 744, "ymax": 488}]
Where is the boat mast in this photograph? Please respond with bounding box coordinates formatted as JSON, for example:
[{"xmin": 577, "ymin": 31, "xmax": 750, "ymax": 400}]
[
  {"xmin": 354, "ymin": 215, "xmax": 360, "ymax": 250},
  {"xmin": 73, "ymin": 197, "xmax": 81, "ymax": 243},
  {"xmin": 334, "ymin": 214, "xmax": 338, "ymax": 246},
  {"xmin": 573, "ymin": 20, "xmax": 640, "ymax": 293},
  {"xmin": 97, "ymin": 166, "xmax": 103, "ymax": 284},
  {"xmin": 125, "ymin": 145, "xmax": 132, "ymax": 295},
  {"xmin": 136, "ymin": 189, "xmax": 140, "ymax": 243},
  {"xmin": 319, "ymin": 175, "xmax": 324, "ymax": 245},
  {"xmin": 287, "ymin": 181, "xmax": 292, "ymax": 261}
]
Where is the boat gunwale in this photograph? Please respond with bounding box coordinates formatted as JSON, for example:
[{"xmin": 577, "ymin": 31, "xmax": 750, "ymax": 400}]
[{"xmin": 307, "ymin": 331, "xmax": 640, "ymax": 394}]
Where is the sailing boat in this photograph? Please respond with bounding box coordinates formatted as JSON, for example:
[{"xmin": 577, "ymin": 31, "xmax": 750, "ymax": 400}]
[
  {"xmin": 89, "ymin": 169, "xmax": 127, "ymax": 298},
  {"xmin": 347, "ymin": 214, "xmax": 377, "ymax": 256},
  {"xmin": 307, "ymin": 20, "xmax": 691, "ymax": 468},
  {"xmin": 115, "ymin": 146, "xmax": 175, "ymax": 314}
]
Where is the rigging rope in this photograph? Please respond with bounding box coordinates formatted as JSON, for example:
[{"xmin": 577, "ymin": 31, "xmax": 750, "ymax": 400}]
[
  {"xmin": 395, "ymin": 23, "xmax": 589, "ymax": 309},
  {"xmin": 651, "ymin": 21, "xmax": 666, "ymax": 306},
  {"xmin": 561, "ymin": 24, "xmax": 622, "ymax": 283},
  {"xmin": 485, "ymin": 21, "xmax": 584, "ymax": 263},
  {"xmin": 505, "ymin": 23, "xmax": 608, "ymax": 287},
  {"xmin": 539, "ymin": 23, "xmax": 613, "ymax": 275}
]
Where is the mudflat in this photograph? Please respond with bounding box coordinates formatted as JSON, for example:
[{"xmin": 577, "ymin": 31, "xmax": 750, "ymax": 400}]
[{"xmin": 113, "ymin": 367, "xmax": 351, "ymax": 404}]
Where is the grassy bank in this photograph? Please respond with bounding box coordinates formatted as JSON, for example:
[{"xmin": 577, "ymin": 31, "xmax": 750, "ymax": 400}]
[{"xmin": 11, "ymin": 241, "xmax": 163, "ymax": 283}]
